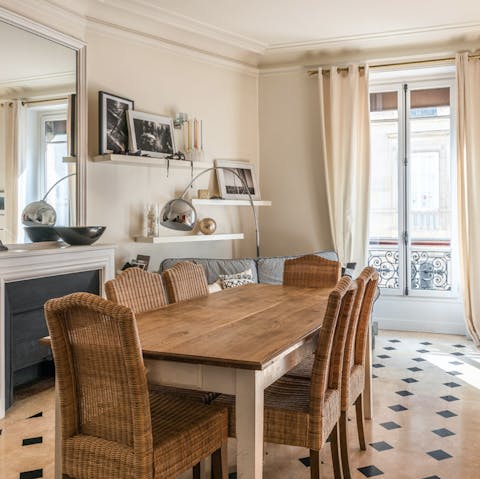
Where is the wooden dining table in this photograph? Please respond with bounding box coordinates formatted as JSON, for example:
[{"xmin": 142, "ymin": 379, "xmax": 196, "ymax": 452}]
[{"xmin": 48, "ymin": 283, "xmax": 372, "ymax": 479}]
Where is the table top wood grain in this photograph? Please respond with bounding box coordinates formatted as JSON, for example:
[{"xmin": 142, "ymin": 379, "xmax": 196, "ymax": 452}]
[
  {"xmin": 136, "ymin": 284, "xmax": 330, "ymax": 370},
  {"xmin": 40, "ymin": 284, "xmax": 331, "ymax": 370}
]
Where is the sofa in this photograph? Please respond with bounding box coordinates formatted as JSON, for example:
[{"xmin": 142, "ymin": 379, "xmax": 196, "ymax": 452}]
[
  {"xmin": 159, "ymin": 251, "xmax": 381, "ymax": 347},
  {"xmin": 159, "ymin": 250, "xmax": 352, "ymax": 285}
]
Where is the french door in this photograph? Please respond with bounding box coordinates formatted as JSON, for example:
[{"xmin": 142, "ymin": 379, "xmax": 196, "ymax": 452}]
[{"xmin": 368, "ymin": 78, "xmax": 457, "ymax": 297}]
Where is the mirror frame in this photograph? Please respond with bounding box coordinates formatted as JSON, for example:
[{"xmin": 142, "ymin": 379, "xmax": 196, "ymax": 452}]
[{"xmin": 0, "ymin": 6, "xmax": 87, "ymax": 225}]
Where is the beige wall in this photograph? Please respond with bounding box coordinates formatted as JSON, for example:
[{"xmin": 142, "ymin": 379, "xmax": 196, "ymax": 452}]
[
  {"xmin": 85, "ymin": 29, "xmax": 259, "ymax": 270},
  {"xmin": 258, "ymin": 69, "xmax": 333, "ymax": 256}
]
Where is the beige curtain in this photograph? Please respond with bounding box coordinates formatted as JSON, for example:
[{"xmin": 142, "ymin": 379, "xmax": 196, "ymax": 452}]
[
  {"xmin": 318, "ymin": 65, "xmax": 371, "ymax": 268},
  {"xmin": 456, "ymin": 53, "xmax": 480, "ymax": 345},
  {"xmin": 4, "ymin": 100, "xmax": 26, "ymax": 243}
]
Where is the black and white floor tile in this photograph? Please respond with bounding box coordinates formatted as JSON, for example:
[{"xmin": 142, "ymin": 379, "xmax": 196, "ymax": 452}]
[{"xmin": 1, "ymin": 331, "xmax": 479, "ymax": 478}]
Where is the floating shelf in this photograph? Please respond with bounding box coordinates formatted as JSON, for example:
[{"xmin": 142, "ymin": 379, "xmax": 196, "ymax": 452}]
[
  {"xmin": 62, "ymin": 156, "xmax": 77, "ymax": 163},
  {"xmin": 134, "ymin": 233, "xmax": 244, "ymax": 244},
  {"xmin": 191, "ymin": 199, "xmax": 272, "ymax": 207},
  {"xmin": 93, "ymin": 154, "xmax": 213, "ymax": 169}
]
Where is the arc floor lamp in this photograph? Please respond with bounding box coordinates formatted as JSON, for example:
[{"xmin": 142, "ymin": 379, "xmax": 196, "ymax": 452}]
[{"xmin": 160, "ymin": 166, "xmax": 260, "ymax": 257}]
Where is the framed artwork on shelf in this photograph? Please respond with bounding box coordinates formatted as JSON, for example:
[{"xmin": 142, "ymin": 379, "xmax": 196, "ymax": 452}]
[
  {"xmin": 214, "ymin": 159, "xmax": 261, "ymax": 200},
  {"xmin": 98, "ymin": 91, "xmax": 134, "ymax": 154},
  {"xmin": 127, "ymin": 111, "xmax": 175, "ymax": 158}
]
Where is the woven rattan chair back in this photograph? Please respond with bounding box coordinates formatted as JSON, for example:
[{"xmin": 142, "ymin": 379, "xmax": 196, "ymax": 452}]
[
  {"xmin": 340, "ymin": 274, "xmax": 367, "ymax": 402},
  {"xmin": 44, "ymin": 293, "xmax": 153, "ymax": 477},
  {"xmin": 105, "ymin": 267, "xmax": 168, "ymax": 314},
  {"xmin": 163, "ymin": 261, "xmax": 209, "ymax": 303},
  {"xmin": 354, "ymin": 267, "xmax": 379, "ymax": 367},
  {"xmin": 283, "ymin": 254, "xmax": 341, "ymax": 288},
  {"xmin": 308, "ymin": 275, "xmax": 356, "ymax": 446}
]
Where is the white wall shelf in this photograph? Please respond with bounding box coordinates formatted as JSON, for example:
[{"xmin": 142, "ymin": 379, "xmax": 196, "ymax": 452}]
[
  {"xmin": 191, "ymin": 199, "xmax": 272, "ymax": 207},
  {"xmin": 93, "ymin": 154, "xmax": 213, "ymax": 169},
  {"xmin": 134, "ymin": 233, "xmax": 244, "ymax": 244}
]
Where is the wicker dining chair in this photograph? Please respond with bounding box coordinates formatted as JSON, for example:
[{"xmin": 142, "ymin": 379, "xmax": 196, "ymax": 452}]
[
  {"xmin": 106, "ymin": 267, "xmax": 215, "ymax": 405},
  {"xmin": 286, "ymin": 267, "xmax": 379, "ymax": 479},
  {"xmin": 163, "ymin": 261, "xmax": 209, "ymax": 303},
  {"xmin": 44, "ymin": 292, "xmax": 228, "ymax": 479},
  {"xmin": 283, "ymin": 254, "xmax": 342, "ymax": 288},
  {"xmin": 213, "ymin": 276, "xmax": 357, "ymax": 479},
  {"xmin": 339, "ymin": 267, "xmax": 379, "ymax": 479},
  {"xmin": 105, "ymin": 267, "xmax": 168, "ymax": 314}
]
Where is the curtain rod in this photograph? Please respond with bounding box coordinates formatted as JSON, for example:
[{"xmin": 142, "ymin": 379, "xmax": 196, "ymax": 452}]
[
  {"xmin": 307, "ymin": 53, "xmax": 480, "ymax": 76},
  {"xmin": 22, "ymin": 97, "xmax": 69, "ymax": 106}
]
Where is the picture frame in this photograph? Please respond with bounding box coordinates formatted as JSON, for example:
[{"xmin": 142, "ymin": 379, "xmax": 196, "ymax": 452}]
[
  {"xmin": 214, "ymin": 159, "xmax": 261, "ymax": 200},
  {"xmin": 98, "ymin": 91, "xmax": 134, "ymax": 154},
  {"xmin": 127, "ymin": 110, "xmax": 175, "ymax": 158},
  {"xmin": 67, "ymin": 93, "xmax": 76, "ymax": 157},
  {"xmin": 135, "ymin": 254, "xmax": 150, "ymax": 270}
]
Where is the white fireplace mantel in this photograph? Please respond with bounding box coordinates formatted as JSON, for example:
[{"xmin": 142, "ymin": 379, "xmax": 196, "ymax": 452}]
[{"xmin": 0, "ymin": 243, "xmax": 116, "ymax": 418}]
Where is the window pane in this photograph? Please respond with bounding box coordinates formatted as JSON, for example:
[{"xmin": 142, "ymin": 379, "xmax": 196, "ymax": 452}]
[
  {"xmin": 409, "ymin": 88, "xmax": 452, "ymax": 291},
  {"xmin": 368, "ymin": 90, "xmax": 400, "ymax": 289},
  {"xmin": 44, "ymin": 119, "xmax": 69, "ymax": 226}
]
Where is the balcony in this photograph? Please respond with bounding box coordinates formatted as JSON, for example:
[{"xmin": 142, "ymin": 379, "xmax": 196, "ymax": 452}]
[{"xmin": 368, "ymin": 239, "xmax": 451, "ymax": 292}]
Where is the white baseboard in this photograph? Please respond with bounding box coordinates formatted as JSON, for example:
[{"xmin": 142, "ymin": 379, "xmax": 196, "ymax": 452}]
[
  {"xmin": 375, "ymin": 315, "xmax": 467, "ymax": 335},
  {"xmin": 372, "ymin": 294, "xmax": 467, "ymax": 336}
]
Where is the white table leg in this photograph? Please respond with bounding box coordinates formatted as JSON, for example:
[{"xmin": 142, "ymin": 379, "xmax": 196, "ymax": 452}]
[
  {"xmin": 235, "ymin": 369, "xmax": 264, "ymax": 479},
  {"xmin": 364, "ymin": 328, "xmax": 373, "ymax": 420},
  {"xmin": 55, "ymin": 377, "xmax": 62, "ymax": 479}
]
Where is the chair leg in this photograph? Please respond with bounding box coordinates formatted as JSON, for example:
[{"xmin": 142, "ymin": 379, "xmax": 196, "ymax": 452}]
[
  {"xmin": 193, "ymin": 463, "xmax": 201, "ymax": 479},
  {"xmin": 310, "ymin": 449, "xmax": 321, "ymax": 479},
  {"xmin": 211, "ymin": 443, "xmax": 228, "ymax": 479},
  {"xmin": 355, "ymin": 394, "xmax": 367, "ymax": 450},
  {"xmin": 339, "ymin": 411, "xmax": 351, "ymax": 479},
  {"xmin": 330, "ymin": 423, "xmax": 343, "ymax": 479}
]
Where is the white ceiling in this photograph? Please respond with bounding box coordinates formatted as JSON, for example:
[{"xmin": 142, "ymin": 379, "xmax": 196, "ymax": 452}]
[{"xmin": 113, "ymin": 0, "xmax": 480, "ymax": 49}]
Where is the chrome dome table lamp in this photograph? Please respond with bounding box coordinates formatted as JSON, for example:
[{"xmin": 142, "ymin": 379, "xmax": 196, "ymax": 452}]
[
  {"xmin": 160, "ymin": 166, "xmax": 260, "ymax": 257},
  {"xmin": 21, "ymin": 172, "xmax": 76, "ymax": 226}
]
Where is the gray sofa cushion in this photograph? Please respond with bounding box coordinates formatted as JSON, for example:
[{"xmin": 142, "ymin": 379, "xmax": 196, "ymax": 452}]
[
  {"xmin": 160, "ymin": 257, "xmax": 258, "ymax": 284},
  {"xmin": 256, "ymin": 250, "xmax": 340, "ymax": 284}
]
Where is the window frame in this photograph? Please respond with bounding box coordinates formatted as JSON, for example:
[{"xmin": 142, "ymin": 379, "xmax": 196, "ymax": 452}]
[{"xmin": 369, "ymin": 70, "xmax": 459, "ymax": 299}]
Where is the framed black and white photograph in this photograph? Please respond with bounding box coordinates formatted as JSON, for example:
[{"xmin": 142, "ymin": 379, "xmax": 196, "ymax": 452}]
[
  {"xmin": 98, "ymin": 91, "xmax": 134, "ymax": 154},
  {"xmin": 214, "ymin": 159, "xmax": 261, "ymax": 200},
  {"xmin": 127, "ymin": 111, "xmax": 175, "ymax": 158}
]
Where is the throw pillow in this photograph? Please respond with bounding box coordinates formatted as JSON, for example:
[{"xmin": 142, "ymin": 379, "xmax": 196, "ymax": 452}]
[
  {"xmin": 218, "ymin": 268, "xmax": 255, "ymax": 289},
  {"xmin": 208, "ymin": 281, "xmax": 223, "ymax": 294},
  {"xmin": 222, "ymin": 276, "xmax": 255, "ymax": 289}
]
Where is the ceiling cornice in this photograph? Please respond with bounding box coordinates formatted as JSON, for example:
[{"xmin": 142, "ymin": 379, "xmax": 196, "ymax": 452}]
[
  {"xmin": 2, "ymin": 1, "xmax": 480, "ymax": 72},
  {"xmin": 266, "ymin": 20, "xmax": 480, "ymax": 53},
  {"xmin": 0, "ymin": 71, "xmax": 76, "ymax": 87},
  {"xmin": 99, "ymin": 0, "xmax": 267, "ymax": 54},
  {"xmin": 86, "ymin": 16, "xmax": 260, "ymax": 76}
]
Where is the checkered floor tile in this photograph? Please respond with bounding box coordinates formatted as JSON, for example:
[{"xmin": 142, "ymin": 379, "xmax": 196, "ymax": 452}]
[{"xmin": 1, "ymin": 330, "xmax": 479, "ymax": 478}]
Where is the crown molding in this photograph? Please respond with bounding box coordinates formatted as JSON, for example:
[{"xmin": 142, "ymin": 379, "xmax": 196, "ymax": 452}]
[
  {"xmin": 99, "ymin": 0, "xmax": 267, "ymax": 54},
  {"xmin": 267, "ymin": 20, "xmax": 480, "ymax": 53},
  {"xmin": 259, "ymin": 65, "xmax": 306, "ymax": 77},
  {"xmin": 86, "ymin": 17, "xmax": 260, "ymax": 77},
  {"xmin": 259, "ymin": 22, "xmax": 480, "ymax": 69},
  {"xmin": 2, "ymin": 1, "xmax": 480, "ymax": 72},
  {"xmin": 0, "ymin": 70, "xmax": 75, "ymax": 87},
  {"xmin": 0, "ymin": 1, "xmax": 86, "ymax": 43}
]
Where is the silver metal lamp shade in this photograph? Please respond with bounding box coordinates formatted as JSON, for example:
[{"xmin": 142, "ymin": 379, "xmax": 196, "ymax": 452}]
[
  {"xmin": 21, "ymin": 173, "xmax": 76, "ymax": 227},
  {"xmin": 160, "ymin": 198, "xmax": 197, "ymax": 231},
  {"xmin": 21, "ymin": 200, "xmax": 57, "ymax": 226},
  {"xmin": 160, "ymin": 166, "xmax": 260, "ymax": 257}
]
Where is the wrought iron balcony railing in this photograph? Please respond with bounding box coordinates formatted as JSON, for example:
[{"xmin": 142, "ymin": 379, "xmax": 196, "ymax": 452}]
[{"xmin": 368, "ymin": 239, "xmax": 451, "ymax": 291}]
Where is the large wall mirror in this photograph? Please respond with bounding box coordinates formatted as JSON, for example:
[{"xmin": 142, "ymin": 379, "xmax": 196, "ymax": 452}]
[{"xmin": 0, "ymin": 9, "xmax": 86, "ymax": 244}]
